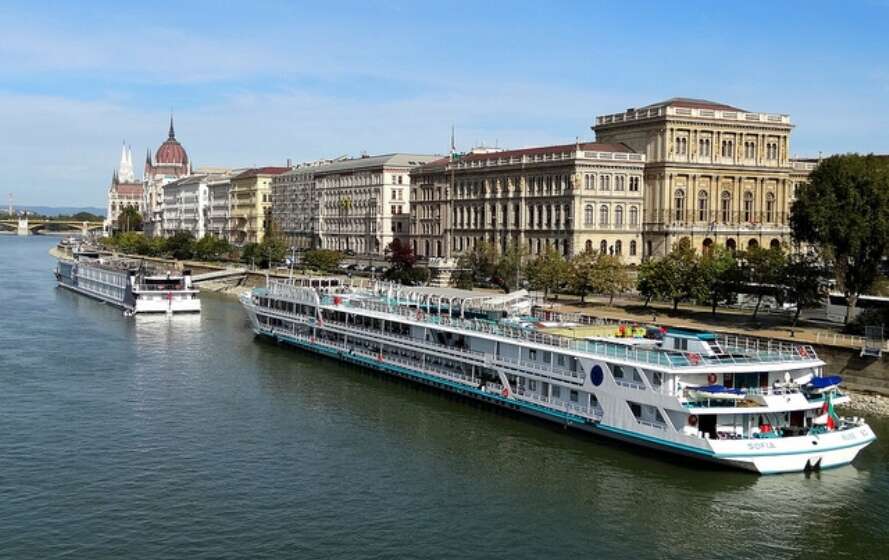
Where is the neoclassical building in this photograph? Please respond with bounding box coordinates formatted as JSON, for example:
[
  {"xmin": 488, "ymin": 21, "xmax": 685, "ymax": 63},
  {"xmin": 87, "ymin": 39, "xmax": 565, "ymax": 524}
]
[
  {"xmin": 593, "ymin": 97, "xmax": 799, "ymax": 257},
  {"xmin": 270, "ymin": 160, "xmax": 335, "ymax": 251},
  {"xmin": 409, "ymin": 142, "xmax": 646, "ymax": 263},
  {"xmin": 316, "ymin": 153, "xmax": 438, "ymax": 256}
]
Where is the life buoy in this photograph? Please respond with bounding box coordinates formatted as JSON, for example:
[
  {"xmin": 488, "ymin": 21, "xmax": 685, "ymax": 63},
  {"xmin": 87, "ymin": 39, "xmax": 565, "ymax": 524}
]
[
  {"xmin": 688, "ymin": 414, "xmax": 698, "ymax": 427},
  {"xmin": 798, "ymin": 346, "xmax": 809, "ymax": 358},
  {"xmin": 707, "ymin": 373, "xmax": 717, "ymax": 384},
  {"xmin": 501, "ymin": 387, "xmax": 510, "ymax": 398},
  {"xmin": 689, "ymin": 353, "xmax": 701, "ymax": 365}
]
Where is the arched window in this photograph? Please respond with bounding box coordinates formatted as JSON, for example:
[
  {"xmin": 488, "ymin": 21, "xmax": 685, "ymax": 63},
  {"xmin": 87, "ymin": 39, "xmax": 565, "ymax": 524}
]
[
  {"xmin": 765, "ymin": 192, "xmax": 775, "ymax": 223},
  {"xmin": 600, "ymin": 175, "xmax": 610, "ymax": 191},
  {"xmin": 584, "ymin": 205, "xmax": 594, "ymax": 226},
  {"xmin": 600, "ymin": 240, "xmax": 608, "ymax": 254},
  {"xmin": 599, "ymin": 205, "xmax": 609, "ymax": 225},
  {"xmin": 629, "ymin": 206, "xmax": 639, "ymax": 226},
  {"xmin": 674, "ymin": 189, "xmax": 686, "ymax": 221},
  {"xmin": 726, "ymin": 238, "xmax": 736, "ymax": 252},
  {"xmin": 720, "ymin": 191, "xmax": 732, "ymax": 223},
  {"xmin": 629, "ymin": 240, "xmax": 637, "ymax": 256},
  {"xmin": 615, "ymin": 240, "xmax": 622, "ymax": 255},
  {"xmin": 743, "ymin": 191, "xmax": 754, "ymax": 222},
  {"xmin": 424, "ymin": 240, "xmax": 430, "ymax": 256},
  {"xmin": 527, "ymin": 206, "xmax": 534, "ymax": 228},
  {"xmin": 615, "ymin": 205, "xmax": 624, "ymax": 227},
  {"xmin": 585, "ymin": 239, "xmax": 593, "ymax": 253},
  {"xmin": 585, "ymin": 174, "xmax": 593, "ymax": 189},
  {"xmin": 697, "ymin": 190, "xmax": 709, "ymax": 222},
  {"xmin": 748, "ymin": 239, "xmax": 759, "ymax": 249}
]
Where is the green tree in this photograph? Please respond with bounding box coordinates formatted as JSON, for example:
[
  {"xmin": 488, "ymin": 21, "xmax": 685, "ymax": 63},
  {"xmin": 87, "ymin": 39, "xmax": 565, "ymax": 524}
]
[
  {"xmin": 698, "ymin": 245, "xmax": 742, "ymax": 315},
  {"xmin": 741, "ymin": 245, "xmax": 786, "ymax": 320},
  {"xmin": 790, "ymin": 154, "xmax": 889, "ymax": 323},
  {"xmin": 636, "ymin": 258, "xmax": 661, "ymax": 308},
  {"xmin": 193, "ymin": 235, "xmax": 233, "ymax": 261},
  {"xmin": 660, "ymin": 238, "xmax": 702, "ymax": 312},
  {"xmin": 526, "ymin": 247, "xmax": 570, "ymax": 299},
  {"xmin": 301, "ymin": 249, "xmax": 343, "ymax": 272},
  {"xmin": 116, "ymin": 207, "xmax": 142, "ymax": 233},
  {"xmin": 569, "ymin": 250, "xmax": 598, "ymax": 303},
  {"xmin": 165, "ymin": 231, "xmax": 195, "ymax": 260},
  {"xmin": 453, "ymin": 242, "xmax": 498, "ymax": 289},
  {"xmin": 256, "ymin": 237, "xmax": 288, "ymax": 268},
  {"xmin": 494, "ymin": 242, "xmax": 527, "ymax": 292},
  {"xmin": 783, "ymin": 251, "xmax": 830, "ymax": 328},
  {"xmin": 593, "ymin": 254, "xmax": 633, "ymax": 305}
]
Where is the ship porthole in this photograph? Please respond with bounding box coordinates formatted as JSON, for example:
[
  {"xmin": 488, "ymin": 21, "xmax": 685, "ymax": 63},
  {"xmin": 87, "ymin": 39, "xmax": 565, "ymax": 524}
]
[{"xmin": 591, "ymin": 365, "xmax": 604, "ymax": 386}]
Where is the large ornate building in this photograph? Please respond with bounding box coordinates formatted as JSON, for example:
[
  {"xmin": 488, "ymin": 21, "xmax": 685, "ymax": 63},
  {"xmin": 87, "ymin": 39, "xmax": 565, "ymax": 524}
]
[
  {"xmin": 104, "ymin": 142, "xmax": 144, "ymax": 233},
  {"xmin": 143, "ymin": 117, "xmax": 191, "ymax": 236},
  {"xmin": 409, "ymin": 142, "xmax": 647, "ymax": 263},
  {"xmin": 270, "ymin": 159, "xmax": 342, "ymax": 251},
  {"xmin": 316, "ymin": 153, "xmax": 438, "ymax": 255},
  {"xmin": 593, "ymin": 97, "xmax": 800, "ymax": 257}
]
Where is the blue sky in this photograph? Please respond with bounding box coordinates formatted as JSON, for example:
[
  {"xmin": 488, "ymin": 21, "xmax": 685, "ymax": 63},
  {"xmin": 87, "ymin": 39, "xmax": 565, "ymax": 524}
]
[{"xmin": 2, "ymin": 0, "xmax": 888, "ymax": 206}]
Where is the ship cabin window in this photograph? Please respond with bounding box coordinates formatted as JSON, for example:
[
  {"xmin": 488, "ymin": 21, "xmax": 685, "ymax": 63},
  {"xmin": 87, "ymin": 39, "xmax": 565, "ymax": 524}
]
[
  {"xmin": 528, "ymin": 379, "xmax": 537, "ymax": 391},
  {"xmin": 589, "ymin": 393, "xmax": 599, "ymax": 407},
  {"xmin": 727, "ymin": 371, "xmax": 769, "ymax": 389},
  {"xmin": 628, "ymin": 402, "xmax": 642, "ymax": 419},
  {"xmin": 552, "ymin": 386, "xmax": 561, "ymax": 399},
  {"xmin": 649, "ymin": 370, "xmax": 663, "ymax": 388},
  {"xmin": 529, "ymin": 349, "xmax": 537, "ymax": 360},
  {"xmin": 569, "ymin": 390, "xmax": 579, "ymax": 403},
  {"xmin": 674, "ymin": 338, "xmax": 688, "ymax": 351}
]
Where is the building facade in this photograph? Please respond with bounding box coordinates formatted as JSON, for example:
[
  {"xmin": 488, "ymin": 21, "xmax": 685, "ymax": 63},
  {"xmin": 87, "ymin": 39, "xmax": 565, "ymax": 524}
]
[
  {"xmin": 409, "ymin": 143, "xmax": 647, "ymax": 263},
  {"xmin": 270, "ymin": 160, "xmax": 333, "ymax": 251},
  {"xmin": 229, "ymin": 167, "xmax": 289, "ymax": 245},
  {"xmin": 593, "ymin": 97, "xmax": 797, "ymax": 257},
  {"xmin": 207, "ymin": 174, "xmax": 234, "ymax": 240},
  {"xmin": 143, "ymin": 117, "xmax": 191, "ymax": 237},
  {"xmin": 316, "ymin": 154, "xmax": 438, "ymax": 256},
  {"xmin": 105, "ymin": 142, "xmax": 144, "ymax": 233},
  {"xmin": 161, "ymin": 174, "xmax": 210, "ymax": 238}
]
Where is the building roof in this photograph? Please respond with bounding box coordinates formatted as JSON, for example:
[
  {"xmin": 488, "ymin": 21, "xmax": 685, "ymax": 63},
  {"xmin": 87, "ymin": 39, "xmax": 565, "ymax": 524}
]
[
  {"xmin": 233, "ymin": 166, "xmax": 290, "ymax": 180},
  {"xmin": 456, "ymin": 141, "xmax": 633, "ymax": 163},
  {"xmin": 314, "ymin": 153, "xmax": 439, "ymax": 175},
  {"xmin": 114, "ymin": 183, "xmax": 143, "ymax": 196},
  {"xmin": 638, "ymin": 97, "xmax": 744, "ymax": 112}
]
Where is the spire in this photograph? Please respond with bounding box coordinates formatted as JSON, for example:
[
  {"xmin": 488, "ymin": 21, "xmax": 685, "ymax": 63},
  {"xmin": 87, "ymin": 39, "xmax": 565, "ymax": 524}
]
[
  {"xmin": 145, "ymin": 147, "xmax": 152, "ymax": 165},
  {"xmin": 168, "ymin": 113, "xmax": 175, "ymax": 139}
]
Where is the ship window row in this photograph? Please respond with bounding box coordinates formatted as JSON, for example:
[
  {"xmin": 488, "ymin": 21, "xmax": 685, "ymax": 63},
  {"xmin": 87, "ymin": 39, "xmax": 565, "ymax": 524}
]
[{"xmin": 79, "ymin": 278, "xmax": 125, "ymax": 300}]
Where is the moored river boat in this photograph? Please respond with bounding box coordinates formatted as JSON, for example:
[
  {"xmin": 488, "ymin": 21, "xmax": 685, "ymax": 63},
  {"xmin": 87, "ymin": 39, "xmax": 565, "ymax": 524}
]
[{"xmin": 240, "ymin": 278, "xmax": 875, "ymax": 474}]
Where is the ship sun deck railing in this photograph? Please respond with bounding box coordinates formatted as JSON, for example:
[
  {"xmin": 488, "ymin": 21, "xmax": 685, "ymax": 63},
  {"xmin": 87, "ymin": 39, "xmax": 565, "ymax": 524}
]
[
  {"xmin": 285, "ymin": 294, "xmax": 820, "ymax": 369},
  {"xmin": 260, "ymin": 304, "xmax": 588, "ymax": 384},
  {"xmin": 681, "ymin": 385, "xmax": 847, "ymax": 408}
]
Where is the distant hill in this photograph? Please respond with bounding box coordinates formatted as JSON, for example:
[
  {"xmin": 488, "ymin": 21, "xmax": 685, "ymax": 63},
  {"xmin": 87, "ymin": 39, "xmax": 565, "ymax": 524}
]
[{"xmin": 16, "ymin": 206, "xmax": 105, "ymax": 218}]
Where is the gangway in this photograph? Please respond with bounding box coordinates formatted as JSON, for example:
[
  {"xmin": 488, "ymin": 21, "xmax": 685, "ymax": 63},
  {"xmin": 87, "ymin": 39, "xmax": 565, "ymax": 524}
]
[
  {"xmin": 861, "ymin": 326, "xmax": 884, "ymax": 358},
  {"xmin": 191, "ymin": 268, "xmax": 248, "ymax": 284}
]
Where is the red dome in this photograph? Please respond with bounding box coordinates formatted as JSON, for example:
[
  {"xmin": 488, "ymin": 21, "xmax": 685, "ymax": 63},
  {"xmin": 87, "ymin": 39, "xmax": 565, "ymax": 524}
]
[
  {"xmin": 154, "ymin": 116, "xmax": 189, "ymax": 165},
  {"xmin": 155, "ymin": 138, "xmax": 188, "ymax": 165}
]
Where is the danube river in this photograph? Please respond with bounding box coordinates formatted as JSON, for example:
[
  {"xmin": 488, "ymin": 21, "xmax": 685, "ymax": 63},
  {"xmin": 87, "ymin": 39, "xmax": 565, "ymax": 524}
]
[{"xmin": 1, "ymin": 236, "xmax": 888, "ymax": 559}]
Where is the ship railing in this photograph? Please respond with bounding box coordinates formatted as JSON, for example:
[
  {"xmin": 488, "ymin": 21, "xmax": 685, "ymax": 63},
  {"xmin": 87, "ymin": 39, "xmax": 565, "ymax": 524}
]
[
  {"xmin": 513, "ymin": 388, "xmax": 603, "ymax": 419},
  {"xmin": 311, "ymin": 298, "xmax": 820, "ymax": 369}
]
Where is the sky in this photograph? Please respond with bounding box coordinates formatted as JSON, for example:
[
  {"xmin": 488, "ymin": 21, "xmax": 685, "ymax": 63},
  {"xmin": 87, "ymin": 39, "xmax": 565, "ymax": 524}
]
[{"xmin": 2, "ymin": 0, "xmax": 888, "ymax": 207}]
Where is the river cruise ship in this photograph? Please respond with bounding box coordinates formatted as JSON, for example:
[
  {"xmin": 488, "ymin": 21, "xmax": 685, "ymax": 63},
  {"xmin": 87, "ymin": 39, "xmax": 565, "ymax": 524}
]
[
  {"xmin": 55, "ymin": 252, "xmax": 201, "ymax": 314},
  {"xmin": 240, "ymin": 279, "xmax": 875, "ymax": 474}
]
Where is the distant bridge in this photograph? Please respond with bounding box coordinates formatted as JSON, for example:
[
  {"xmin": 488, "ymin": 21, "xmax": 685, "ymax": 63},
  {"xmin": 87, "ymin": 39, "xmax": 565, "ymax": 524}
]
[{"xmin": 0, "ymin": 217, "xmax": 104, "ymax": 236}]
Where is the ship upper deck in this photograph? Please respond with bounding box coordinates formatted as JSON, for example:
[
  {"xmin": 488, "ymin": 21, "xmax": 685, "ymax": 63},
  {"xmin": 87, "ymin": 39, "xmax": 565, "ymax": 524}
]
[{"xmin": 255, "ymin": 280, "xmax": 822, "ymax": 372}]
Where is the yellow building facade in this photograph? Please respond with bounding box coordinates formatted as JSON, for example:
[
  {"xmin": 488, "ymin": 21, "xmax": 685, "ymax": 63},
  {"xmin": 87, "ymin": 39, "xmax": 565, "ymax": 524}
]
[{"xmin": 229, "ymin": 167, "xmax": 288, "ymax": 245}]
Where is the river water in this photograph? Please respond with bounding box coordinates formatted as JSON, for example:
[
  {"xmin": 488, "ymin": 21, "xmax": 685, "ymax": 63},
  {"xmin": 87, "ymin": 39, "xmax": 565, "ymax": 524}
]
[{"xmin": 1, "ymin": 236, "xmax": 887, "ymax": 559}]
